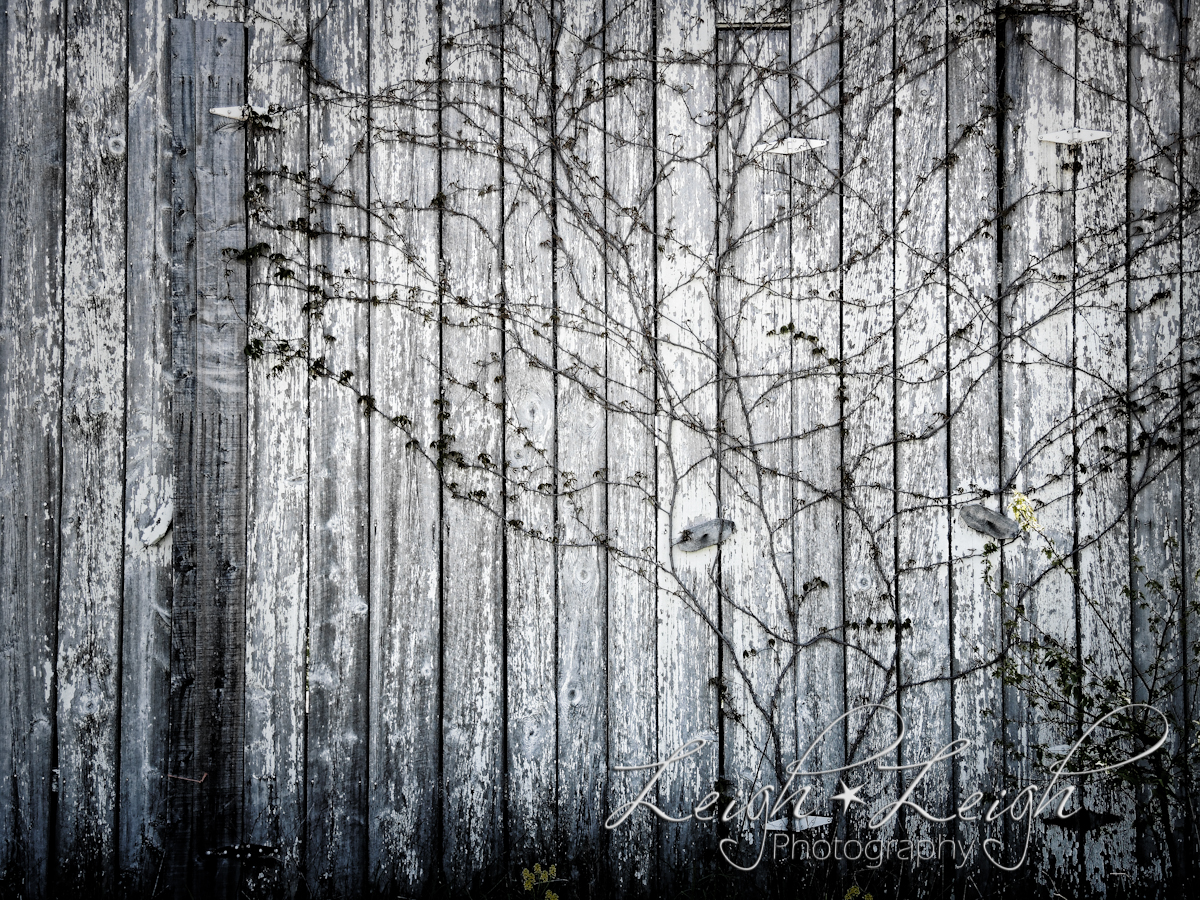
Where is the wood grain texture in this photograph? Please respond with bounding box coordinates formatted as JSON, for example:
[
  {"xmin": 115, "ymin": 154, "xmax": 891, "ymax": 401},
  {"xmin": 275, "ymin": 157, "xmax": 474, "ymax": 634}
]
[
  {"xmin": 1127, "ymin": 0, "xmax": 1185, "ymax": 884},
  {"xmin": 892, "ymin": 0, "xmax": 949, "ymax": 888},
  {"xmin": 1, "ymin": 1, "xmax": 1197, "ymax": 895},
  {"xmin": 56, "ymin": 0, "xmax": 128, "ymax": 889},
  {"xmin": 440, "ymin": 0, "xmax": 506, "ymax": 883},
  {"xmin": 790, "ymin": 0, "xmax": 845, "ymax": 810},
  {"xmin": 368, "ymin": 0, "xmax": 442, "ymax": 892},
  {"xmin": 166, "ymin": 19, "xmax": 248, "ymax": 897},
  {"xmin": 1182, "ymin": 6, "xmax": 1200, "ymax": 890},
  {"xmin": 603, "ymin": 0, "xmax": 659, "ymax": 890},
  {"xmin": 655, "ymin": 0, "xmax": 719, "ymax": 888},
  {"xmin": 999, "ymin": 14, "xmax": 1076, "ymax": 881},
  {"xmin": 715, "ymin": 27, "xmax": 795, "ymax": 820},
  {"xmin": 119, "ymin": 0, "xmax": 177, "ymax": 891},
  {"xmin": 946, "ymin": 0, "xmax": 1002, "ymax": 889},
  {"xmin": 555, "ymin": 0, "xmax": 610, "ymax": 881},
  {"xmin": 503, "ymin": 0, "xmax": 559, "ymax": 867},
  {"xmin": 1073, "ymin": 0, "xmax": 1131, "ymax": 887},
  {"xmin": 243, "ymin": 1, "xmax": 309, "ymax": 893},
  {"xmin": 0, "ymin": 0, "xmax": 64, "ymax": 894},
  {"xmin": 840, "ymin": 0, "xmax": 897, "ymax": 840},
  {"xmin": 306, "ymin": 1, "xmax": 372, "ymax": 893}
]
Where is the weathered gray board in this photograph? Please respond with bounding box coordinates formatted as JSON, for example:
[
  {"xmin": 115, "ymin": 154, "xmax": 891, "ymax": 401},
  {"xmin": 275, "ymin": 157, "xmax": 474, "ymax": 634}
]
[{"xmin": 0, "ymin": 1, "xmax": 1196, "ymax": 898}]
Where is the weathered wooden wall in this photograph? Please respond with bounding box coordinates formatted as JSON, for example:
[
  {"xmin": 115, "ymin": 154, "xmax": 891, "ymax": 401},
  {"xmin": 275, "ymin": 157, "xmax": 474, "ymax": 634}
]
[{"xmin": 0, "ymin": 0, "xmax": 1197, "ymax": 897}]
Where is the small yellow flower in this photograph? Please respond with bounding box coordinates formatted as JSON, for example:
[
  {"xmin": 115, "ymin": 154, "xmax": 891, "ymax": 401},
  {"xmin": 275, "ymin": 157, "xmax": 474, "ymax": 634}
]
[
  {"xmin": 1010, "ymin": 491, "xmax": 1043, "ymax": 535},
  {"xmin": 549, "ymin": 864, "xmax": 557, "ymax": 879},
  {"xmin": 546, "ymin": 892, "xmax": 559, "ymax": 900},
  {"xmin": 522, "ymin": 868, "xmax": 534, "ymax": 891}
]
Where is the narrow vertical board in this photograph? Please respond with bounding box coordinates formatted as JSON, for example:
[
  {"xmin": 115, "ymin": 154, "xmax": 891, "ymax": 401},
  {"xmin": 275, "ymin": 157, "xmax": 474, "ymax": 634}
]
[
  {"xmin": 1127, "ymin": 0, "xmax": 1185, "ymax": 884},
  {"xmin": 440, "ymin": 0, "xmax": 506, "ymax": 884},
  {"xmin": 1073, "ymin": 0, "xmax": 1132, "ymax": 887},
  {"xmin": 655, "ymin": 0, "xmax": 720, "ymax": 887},
  {"xmin": 999, "ymin": 14, "xmax": 1076, "ymax": 881},
  {"xmin": 790, "ymin": 0, "xmax": 846, "ymax": 816},
  {"xmin": 243, "ymin": 2, "xmax": 309, "ymax": 892},
  {"xmin": 840, "ymin": 0, "xmax": 898, "ymax": 839},
  {"xmin": 555, "ymin": 0, "xmax": 610, "ymax": 881},
  {"xmin": 604, "ymin": 0, "xmax": 660, "ymax": 890},
  {"xmin": 1182, "ymin": 8, "xmax": 1200, "ymax": 891},
  {"xmin": 503, "ymin": 0, "xmax": 559, "ymax": 866},
  {"xmin": 166, "ymin": 18, "xmax": 248, "ymax": 896},
  {"xmin": 57, "ymin": 0, "xmax": 128, "ymax": 888},
  {"xmin": 0, "ymin": 0, "xmax": 64, "ymax": 894},
  {"xmin": 166, "ymin": 21, "xmax": 198, "ymax": 894},
  {"xmin": 893, "ymin": 0, "xmax": 949, "ymax": 887},
  {"xmin": 714, "ymin": 24, "xmax": 795, "ymax": 817},
  {"xmin": 946, "ymin": 0, "xmax": 1002, "ymax": 887},
  {"xmin": 121, "ymin": 0, "xmax": 178, "ymax": 890},
  {"xmin": 368, "ymin": 0, "xmax": 443, "ymax": 892},
  {"xmin": 306, "ymin": 1, "xmax": 372, "ymax": 895}
]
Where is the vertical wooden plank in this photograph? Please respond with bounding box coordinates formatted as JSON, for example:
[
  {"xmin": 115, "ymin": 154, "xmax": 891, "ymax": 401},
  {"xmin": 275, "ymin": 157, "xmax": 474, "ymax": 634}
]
[
  {"xmin": 714, "ymin": 21, "xmax": 794, "ymax": 813},
  {"xmin": 166, "ymin": 18, "xmax": 248, "ymax": 897},
  {"xmin": 840, "ymin": 0, "xmax": 897, "ymax": 838},
  {"xmin": 120, "ymin": 0, "xmax": 177, "ymax": 890},
  {"xmin": 368, "ymin": 0, "xmax": 442, "ymax": 893},
  {"xmin": 1128, "ymin": 0, "xmax": 1184, "ymax": 884},
  {"xmin": 604, "ymin": 0, "xmax": 659, "ymax": 891},
  {"xmin": 656, "ymin": 0, "xmax": 719, "ymax": 889},
  {"xmin": 893, "ymin": 0, "xmax": 949, "ymax": 888},
  {"xmin": 1074, "ymin": 0, "xmax": 1132, "ymax": 887},
  {"xmin": 166, "ymin": 21, "xmax": 198, "ymax": 895},
  {"xmin": 243, "ymin": 1, "xmax": 308, "ymax": 893},
  {"xmin": 946, "ymin": 0, "xmax": 1002, "ymax": 889},
  {"xmin": 790, "ymin": 0, "xmax": 845, "ymax": 817},
  {"xmin": 440, "ymin": 0, "xmax": 505, "ymax": 884},
  {"xmin": 999, "ymin": 13, "xmax": 1076, "ymax": 882},
  {"xmin": 1182, "ymin": 9, "xmax": 1200, "ymax": 892},
  {"xmin": 306, "ymin": 0, "xmax": 372, "ymax": 893},
  {"xmin": 503, "ymin": 0, "xmax": 558, "ymax": 868},
  {"xmin": 56, "ymin": 0, "xmax": 128, "ymax": 889},
  {"xmin": 555, "ymin": 0, "xmax": 610, "ymax": 882},
  {"xmin": 652, "ymin": 0, "xmax": 715, "ymax": 888},
  {"xmin": 0, "ymin": 0, "xmax": 64, "ymax": 893}
]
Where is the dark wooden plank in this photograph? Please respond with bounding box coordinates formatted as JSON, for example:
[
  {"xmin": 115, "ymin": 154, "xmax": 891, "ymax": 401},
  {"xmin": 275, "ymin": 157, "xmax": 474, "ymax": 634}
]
[
  {"xmin": 440, "ymin": 0, "xmax": 506, "ymax": 884},
  {"xmin": 166, "ymin": 18, "xmax": 248, "ymax": 897},
  {"xmin": 119, "ymin": 0, "xmax": 178, "ymax": 892},
  {"xmin": 56, "ymin": 0, "xmax": 128, "ymax": 889},
  {"xmin": 0, "ymin": 0, "xmax": 64, "ymax": 894},
  {"xmin": 1128, "ymin": 0, "xmax": 1186, "ymax": 884},
  {"xmin": 503, "ymin": 0, "xmax": 558, "ymax": 868},
  {"xmin": 603, "ymin": 0, "xmax": 659, "ymax": 891},
  {"xmin": 368, "ymin": 0, "xmax": 442, "ymax": 893},
  {"xmin": 1182, "ymin": 7, "xmax": 1200, "ymax": 892},
  {"xmin": 555, "ymin": 1, "xmax": 610, "ymax": 882},
  {"xmin": 655, "ymin": 0, "xmax": 719, "ymax": 889},
  {"xmin": 243, "ymin": 2, "xmax": 309, "ymax": 893},
  {"xmin": 306, "ymin": 1, "xmax": 371, "ymax": 894}
]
